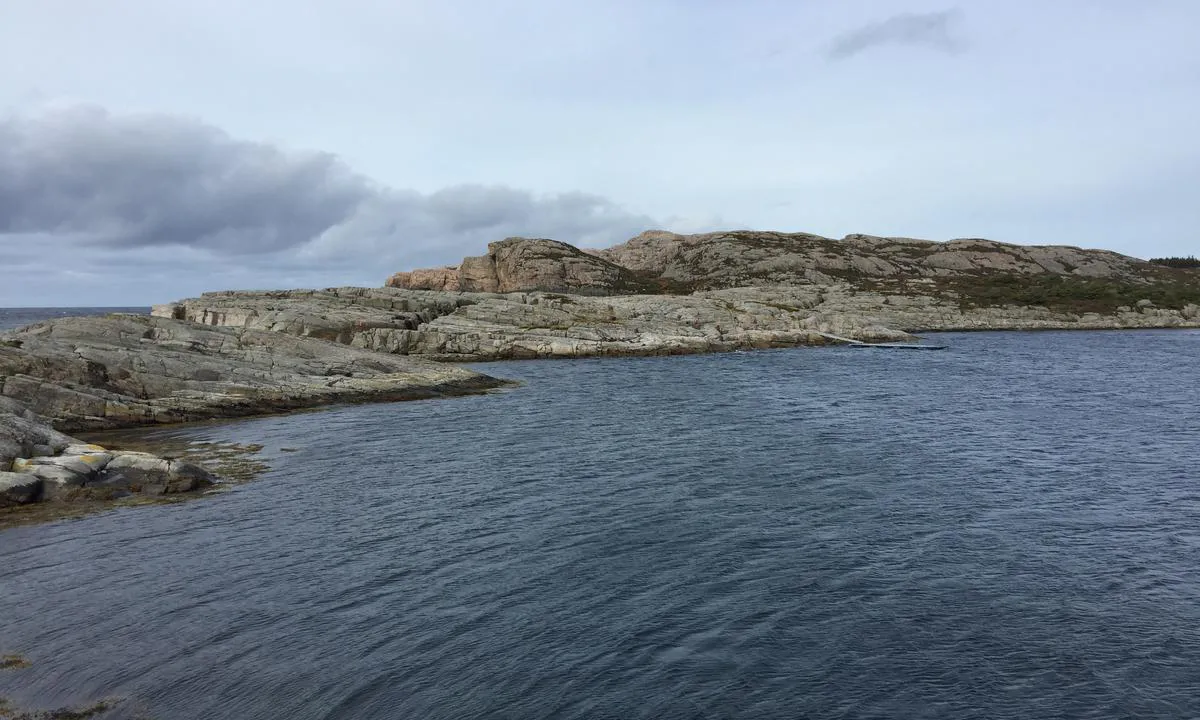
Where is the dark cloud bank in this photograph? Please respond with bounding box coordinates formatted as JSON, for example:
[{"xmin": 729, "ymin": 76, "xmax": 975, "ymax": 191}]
[
  {"xmin": 0, "ymin": 106, "xmax": 655, "ymax": 303},
  {"xmin": 828, "ymin": 9, "xmax": 964, "ymax": 60}
]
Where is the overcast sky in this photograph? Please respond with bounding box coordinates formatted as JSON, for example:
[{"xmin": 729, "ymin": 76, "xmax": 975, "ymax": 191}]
[{"xmin": 2, "ymin": 0, "xmax": 1198, "ymax": 306}]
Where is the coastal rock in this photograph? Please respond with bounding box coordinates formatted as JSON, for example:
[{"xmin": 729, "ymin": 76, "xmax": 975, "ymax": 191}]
[
  {"xmin": 1, "ymin": 313, "xmax": 509, "ymax": 432},
  {"xmin": 387, "ymin": 237, "xmax": 654, "ymax": 295},
  {"xmin": 101, "ymin": 453, "xmax": 212, "ymax": 494},
  {"xmin": 0, "ymin": 396, "xmax": 221, "ymax": 511},
  {"xmin": 154, "ymin": 286, "xmax": 915, "ymax": 361},
  {"xmin": 164, "ymin": 460, "xmax": 215, "ymax": 493},
  {"xmin": 156, "ymin": 287, "xmax": 478, "ymax": 343},
  {"xmin": 0, "ymin": 310, "xmax": 509, "ymax": 519},
  {"xmin": 362, "ymin": 231, "xmax": 1200, "ymax": 358},
  {"xmin": 13, "ymin": 452, "xmax": 112, "ymax": 478},
  {"xmin": 0, "ymin": 405, "xmax": 76, "ymax": 471},
  {"xmin": 101, "ymin": 452, "xmax": 169, "ymax": 478},
  {"xmin": 159, "ymin": 278, "xmax": 1200, "ymax": 362},
  {"xmin": 17, "ymin": 463, "xmax": 90, "ymax": 500},
  {"xmin": 0, "ymin": 471, "xmax": 42, "ymax": 506}
]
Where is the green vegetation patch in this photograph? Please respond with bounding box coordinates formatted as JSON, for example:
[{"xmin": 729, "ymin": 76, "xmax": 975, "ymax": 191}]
[
  {"xmin": 940, "ymin": 273, "xmax": 1200, "ymax": 313},
  {"xmin": 1150, "ymin": 256, "xmax": 1200, "ymax": 269}
]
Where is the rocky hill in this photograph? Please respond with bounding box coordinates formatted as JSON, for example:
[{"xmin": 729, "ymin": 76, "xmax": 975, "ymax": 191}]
[
  {"xmin": 387, "ymin": 237, "xmax": 655, "ymax": 295},
  {"xmin": 596, "ymin": 230, "xmax": 1160, "ymax": 287},
  {"xmin": 388, "ymin": 230, "xmax": 1200, "ymax": 315},
  {"xmin": 146, "ymin": 230, "xmax": 1200, "ymax": 365}
]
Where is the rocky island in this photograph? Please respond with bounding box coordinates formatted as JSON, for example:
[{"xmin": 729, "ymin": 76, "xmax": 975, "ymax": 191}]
[
  {"xmin": 3, "ymin": 229, "xmax": 1197, "ymax": 521},
  {"xmin": 161, "ymin": 231, "xmax": 1200, "ymax": 361}
]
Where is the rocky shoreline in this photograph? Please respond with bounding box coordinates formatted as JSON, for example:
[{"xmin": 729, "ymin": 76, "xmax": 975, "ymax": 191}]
[
  {"xmin": 158, "ymin": 233, "xmax": 1197, "ymax": 361},
  {"xmin": 0, "ymin": 314, "xmax": 512, "ymax": 523},
  {"xmin": 3, "ymin": 230, "xmax": 1197, "ymax": 525},
  {"xmin": 155, "ymin": 282, "xmax": 1199, "ymax": 362}
]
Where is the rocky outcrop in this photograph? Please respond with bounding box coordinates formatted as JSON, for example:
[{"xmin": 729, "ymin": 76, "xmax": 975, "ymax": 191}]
[
  {"xmin": 385, "ymin": 266, "xmax": 463, "ymax": 292},
  {"xmin": 0, "ymin": 396, "xmax": 76, "ymax": 471},
  {"xmin": 156, "ymin": 286, "xmax": 915, "ymax": 360},
  {"xmin": 371, "ymin": 231, "xmax": 1200, "ymax": 353},
  {"xmin": 394, "ymin": 230, "xmax": 1196, "ymax": 299},
  {"xmin": 156, "ymin": 287, "xmax": 479, "ymax": 343},
  {"xmin": 0, "ymin": 313, "xmax": 509, "ymax": 432},
  {"xmin": 0, "ymin": 397, "xmax": 216, "ymax": 511},
  {"xmin": 153, "ymin": 283, "xmax": 1200, "ymax": 362},
  {"xmin": 387, "ymin": 237, "xmax": 655, "ymax": 295},
  {"xmin": 0, "ymin": 312, "xmax": 510, "ymax": 520},
  {"xmin": 595, "ymin": 230, "xmax": 1179, "ymax": 290}
]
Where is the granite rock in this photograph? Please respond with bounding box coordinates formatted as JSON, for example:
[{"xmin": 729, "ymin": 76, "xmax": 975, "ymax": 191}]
[
  {"xmin": 1, "ymin": 312, "xmax": 509, "ymax": 432},
  {"xmin": 388, "ymin": 237, "xmax": 655, "ymax": 295},
  {"xmin": 158, "ymin": 280, "xmax": 1200, "ymax": 362}
]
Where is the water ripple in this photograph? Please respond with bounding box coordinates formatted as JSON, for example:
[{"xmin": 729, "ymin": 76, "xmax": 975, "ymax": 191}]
[{"xmin": 2, "ymin": 330, "xmax": 1200, "ymax": 718}]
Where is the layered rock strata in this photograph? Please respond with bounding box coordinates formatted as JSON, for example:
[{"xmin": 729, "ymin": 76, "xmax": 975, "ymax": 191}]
[
  {"xmin": 0, "ymin": 313, "xmax": 509, "ymax": 517},
  {"xmin": 1, "ymin": 313, "xmax": 508, "ymax": 432},
  {"xmin": 155, "ymin": 284, "xmax": 1200, "ymax": 362}
]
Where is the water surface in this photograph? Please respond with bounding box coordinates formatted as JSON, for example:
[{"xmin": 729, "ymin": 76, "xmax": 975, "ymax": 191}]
[
  {"xmin": 0, "ymin": 307, "xmax": 150, "ymax": 332},
  {"xmin": 2, "ymin": 330, "xmax": 1199, "ymax": 718}
]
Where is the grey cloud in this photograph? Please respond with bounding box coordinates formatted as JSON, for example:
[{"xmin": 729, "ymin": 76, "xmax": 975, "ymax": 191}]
[
  {"xmin": 0, "ymin": 106, "xmax": 370, "ymax": 254},
  {"xmin": 0, "ymin": 106, "xmax": 657, "ymax": 301},
  {"xmin": 827, "ymin": 10, "xmax": 964, "ymax": 60},
  {"xmin": 303, "ymin": 184, "xmax": 656, "ymax": 271}
]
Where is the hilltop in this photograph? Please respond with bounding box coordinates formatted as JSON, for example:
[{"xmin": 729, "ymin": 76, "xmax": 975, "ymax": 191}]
[{"xmin": 387, "ymin": 231, "xmax": 1200, "ymax": 316}]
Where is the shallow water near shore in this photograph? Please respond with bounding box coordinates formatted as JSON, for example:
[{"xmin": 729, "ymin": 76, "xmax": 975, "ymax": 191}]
[{"xmin": 3, "ymin": 329, "xmax": 1200, "ymax": 718}]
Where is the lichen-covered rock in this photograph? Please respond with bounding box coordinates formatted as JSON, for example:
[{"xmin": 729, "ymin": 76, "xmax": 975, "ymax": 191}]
[
  {"xmin": 0, "ymin": 397, "xmax": 225, "ymax": 518},
  {"xmin": 13, "ymin": 452, "xmax": 112, "ymax": 477}
]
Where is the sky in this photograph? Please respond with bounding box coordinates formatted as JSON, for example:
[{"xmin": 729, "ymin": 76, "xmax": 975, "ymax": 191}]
[{"xmin": 1, "ymin": 0, "xmax": 1198, "ymax": 306}]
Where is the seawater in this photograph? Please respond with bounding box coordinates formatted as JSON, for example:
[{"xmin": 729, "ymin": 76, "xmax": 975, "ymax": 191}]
[
  {"xmin": 0, "ymin": 307, "xmax": 150, "ymax": 332},
  {"xmin": 2, "ymin": 329, "xmax": 1199, "ymax": 718}
]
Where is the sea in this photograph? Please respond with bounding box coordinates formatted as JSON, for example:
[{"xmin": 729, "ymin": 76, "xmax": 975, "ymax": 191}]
[
  {"xmin": 2, "ymin": 308, "xmax": 1199, "ymax": 719},
  {"xmin": 0, "ymin": 307, "xmax": 151, "ymax": 332}
]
